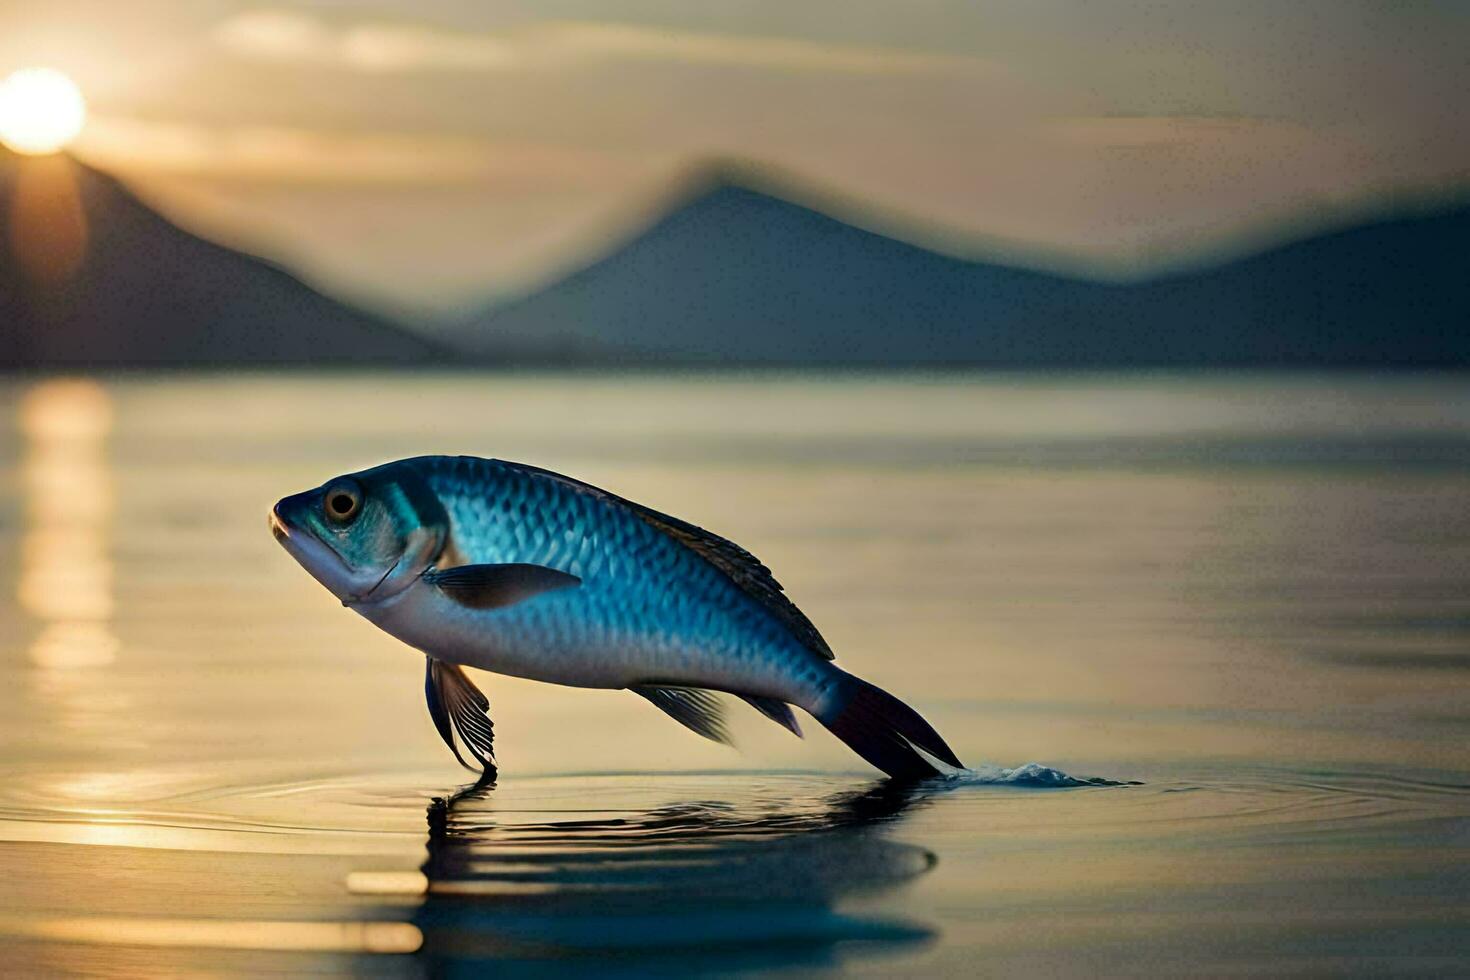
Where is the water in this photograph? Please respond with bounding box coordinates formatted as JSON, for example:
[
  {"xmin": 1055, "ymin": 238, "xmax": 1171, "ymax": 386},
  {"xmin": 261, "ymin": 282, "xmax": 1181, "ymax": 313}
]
[{"xmin": 0, "ymin": 371, "xmax": 1467, "ymax": 975}]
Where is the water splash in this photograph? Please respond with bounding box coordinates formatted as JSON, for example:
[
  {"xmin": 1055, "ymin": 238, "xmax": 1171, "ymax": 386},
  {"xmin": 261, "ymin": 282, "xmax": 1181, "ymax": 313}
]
[{"xmin": 948, "ymin": 762, "xmax": 1138, "ymax": 787}]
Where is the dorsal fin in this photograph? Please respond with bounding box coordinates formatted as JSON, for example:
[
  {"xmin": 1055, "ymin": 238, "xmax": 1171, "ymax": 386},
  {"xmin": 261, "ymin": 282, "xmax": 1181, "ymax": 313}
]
[{"xmin": 501, "ymin": 460, "xmax": 834, "ymax": 661}]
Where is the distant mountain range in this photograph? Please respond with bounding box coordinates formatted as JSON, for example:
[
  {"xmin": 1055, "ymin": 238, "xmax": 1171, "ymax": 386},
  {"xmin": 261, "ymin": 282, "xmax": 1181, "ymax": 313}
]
[
  {"xmin": 2, "ymin": 152, "xmax": 1467, "ymax": 368},
  {"xmin": 0, "ymin": 149, "xmax": 437, "ymax": 367},
  {"xmin": 459, "ymin": 170, "xmax": 1470, "ymax": 366}
]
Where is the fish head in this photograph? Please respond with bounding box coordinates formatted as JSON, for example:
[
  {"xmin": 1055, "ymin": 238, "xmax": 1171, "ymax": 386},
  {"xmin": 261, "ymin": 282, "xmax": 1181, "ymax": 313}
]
[{"xmin": 271, "ymin": 462, "xmax": 448, "ymax": 607}]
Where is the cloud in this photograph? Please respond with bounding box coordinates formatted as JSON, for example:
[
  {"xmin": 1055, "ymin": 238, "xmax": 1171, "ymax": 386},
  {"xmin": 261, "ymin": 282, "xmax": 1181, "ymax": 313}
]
[
  {"xmin": 74, "ymin": 115, "xmax": 637, "ymax": 185},
  {"xmin": 213, "ymin": 9, "xmax": 332, "ymax": 63},
  {"xmin": 539, "ymin": 22, "xmax": 990, "ymax": 76},
  {"xmin": 339, "ymin": 24, "xmax": 518, "ymax": 73},
  {"xmin": 212, "ymin": 9, "xmax": 995, "ymax": 77},
  {"xmin": 1041, "ymin": 115, "xmax": 1309, "ymax": 149}
]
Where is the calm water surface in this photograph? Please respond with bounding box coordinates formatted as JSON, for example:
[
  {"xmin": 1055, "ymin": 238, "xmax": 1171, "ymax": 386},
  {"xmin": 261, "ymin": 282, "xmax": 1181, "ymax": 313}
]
[{"xmin": 0, "ymin": 371, "xmax": 1467, "ymax": 976}]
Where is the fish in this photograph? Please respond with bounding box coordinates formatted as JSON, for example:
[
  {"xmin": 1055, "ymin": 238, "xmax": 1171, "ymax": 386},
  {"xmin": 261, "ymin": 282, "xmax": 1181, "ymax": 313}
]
[{"xmin": 270, "ymin": 455, "xmax": 962, "ymax": 781}]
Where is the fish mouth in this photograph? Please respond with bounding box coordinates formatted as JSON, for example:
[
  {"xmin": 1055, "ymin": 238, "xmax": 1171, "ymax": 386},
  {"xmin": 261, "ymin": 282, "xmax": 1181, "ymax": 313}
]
[
  {"xmin": 269, "ymin": 507, "xmax": 290, "ymax": 542},
  {"xmin": 269, "ymin": 498, "xmax": 424, "ymax": 608},
  {"xmin": 269, "ymin": 502, "xmax": 356, "ymax": 599}
]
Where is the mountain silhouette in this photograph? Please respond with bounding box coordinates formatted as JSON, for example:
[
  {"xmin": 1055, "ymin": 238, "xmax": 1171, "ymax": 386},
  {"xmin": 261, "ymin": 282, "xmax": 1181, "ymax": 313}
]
[
  {"xmin": 0, "ymin": 149, "xmax": 439, "ymax": 366},
  {"xmin": 458, "ymin": 168, "xmax": 1470, "ymax": 366}
]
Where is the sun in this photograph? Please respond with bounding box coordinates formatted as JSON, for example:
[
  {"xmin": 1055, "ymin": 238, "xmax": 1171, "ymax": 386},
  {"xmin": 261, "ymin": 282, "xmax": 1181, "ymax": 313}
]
[{"xmin": 0, "ymin": 68, "xmax": 88, "ymax": 156}]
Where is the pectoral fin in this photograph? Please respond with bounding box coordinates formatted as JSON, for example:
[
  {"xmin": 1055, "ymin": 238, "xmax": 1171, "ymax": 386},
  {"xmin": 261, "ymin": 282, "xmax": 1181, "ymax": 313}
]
[
  {"xmin": 425, "ymin": 657, "xmax": 496, "ymax": 775},
  {"xmin": 425, "ymin": 563, "xmax": 580, "ymax": 610}
]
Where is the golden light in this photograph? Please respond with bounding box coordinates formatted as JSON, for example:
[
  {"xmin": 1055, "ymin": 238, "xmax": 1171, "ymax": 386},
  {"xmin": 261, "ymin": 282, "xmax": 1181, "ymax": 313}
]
[
  {"xmin": 19, "ymin": 379, "xmax": 118, "ymax": 670},
  {"xmin": 0, "ymin": 67, "xmax": 88, "ymax": 155}
]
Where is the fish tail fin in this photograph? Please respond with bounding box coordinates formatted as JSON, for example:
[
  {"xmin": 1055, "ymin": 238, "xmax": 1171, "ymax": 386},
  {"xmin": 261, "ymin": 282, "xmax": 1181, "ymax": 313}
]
[{"xmin": 812, "ymin": 669, "xmax": 962, "ymax": 781}]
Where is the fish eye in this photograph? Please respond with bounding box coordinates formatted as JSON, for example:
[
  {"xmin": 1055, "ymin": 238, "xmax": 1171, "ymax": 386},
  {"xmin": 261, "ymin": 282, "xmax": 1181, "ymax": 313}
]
[{"xmin": 323, "ymin": 480, "xmax": 362, "ymax": 525}]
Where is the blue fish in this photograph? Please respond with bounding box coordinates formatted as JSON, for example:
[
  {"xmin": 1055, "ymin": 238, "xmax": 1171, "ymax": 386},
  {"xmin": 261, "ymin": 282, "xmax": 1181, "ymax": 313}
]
[{"xmin": 271, "ymin": 456, "xmax": 961, "ymax": 780}]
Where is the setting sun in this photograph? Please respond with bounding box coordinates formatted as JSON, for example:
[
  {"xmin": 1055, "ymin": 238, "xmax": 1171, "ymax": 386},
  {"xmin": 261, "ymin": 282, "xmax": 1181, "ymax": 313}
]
[{"xmin": 0, "ymin": 67, "xmax": 87, "ymax": 155}]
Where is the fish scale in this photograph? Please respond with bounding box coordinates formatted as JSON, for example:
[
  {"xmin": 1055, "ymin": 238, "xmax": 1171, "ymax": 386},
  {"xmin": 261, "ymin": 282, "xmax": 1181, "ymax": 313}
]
[{"xmin": 416, "ymin": 457, "xmax": 803, "ymax": 694}]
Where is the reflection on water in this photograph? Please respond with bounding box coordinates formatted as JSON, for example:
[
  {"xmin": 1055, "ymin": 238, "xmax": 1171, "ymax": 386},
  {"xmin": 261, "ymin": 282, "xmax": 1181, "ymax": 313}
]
[
  {"xmin": 17, "ymin": 380, "xmax": 120, "ymax": 690},
  {"xmin": 17, "ymin": 916, "xmax": 422, "ymax": 954},
  {"xmin": 0, "ymin": 372, "xmax": 1468, "ymax": 976},
  {"xmin": 411, "ymin": 776, "xmax": 934, "ymax": 972}
]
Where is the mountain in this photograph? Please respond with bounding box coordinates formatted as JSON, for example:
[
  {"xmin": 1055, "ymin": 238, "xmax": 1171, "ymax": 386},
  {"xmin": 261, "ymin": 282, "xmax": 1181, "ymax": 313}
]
[
  {"xmin": 0, "ymin": 150, "xmax": 440, "ymax": 367},
  {"xmin": 458, "ymin": 170, "xmax": 1470, "ymax": 366}
]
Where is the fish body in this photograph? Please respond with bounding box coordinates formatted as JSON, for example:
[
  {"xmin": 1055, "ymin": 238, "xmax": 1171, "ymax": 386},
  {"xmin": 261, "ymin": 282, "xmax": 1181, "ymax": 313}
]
[
  {"xmin": 271, "ymin": 455, "xmax": 961, "ymax": 780},
  {"xmin": 363, "ymin": 457, "xmax": 831, "ymax": 701}
]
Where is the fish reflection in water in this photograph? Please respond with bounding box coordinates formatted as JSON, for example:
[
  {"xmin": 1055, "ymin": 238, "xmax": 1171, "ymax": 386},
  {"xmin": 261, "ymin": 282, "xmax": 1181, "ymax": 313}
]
[{"xmin": 412, "ymin": 776, "xmax": 936, "ymax": 973}]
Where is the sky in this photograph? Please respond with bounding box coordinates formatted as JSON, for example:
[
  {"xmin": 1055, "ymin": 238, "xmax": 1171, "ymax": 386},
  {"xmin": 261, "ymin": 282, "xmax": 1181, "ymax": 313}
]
[{"xmin": 1, "ymin": 0, "xmax": 1467, "ymax": 317}]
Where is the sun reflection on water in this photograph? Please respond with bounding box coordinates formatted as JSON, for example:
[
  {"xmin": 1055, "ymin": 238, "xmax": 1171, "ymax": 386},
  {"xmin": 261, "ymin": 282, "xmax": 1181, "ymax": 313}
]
[
  {"xmin": 17, "ymin": 379, "xmax": 118, "ymax": 673},
  {"xmin": 10, "ymin": 917, "xmax": 423, "ymax": 954}
]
